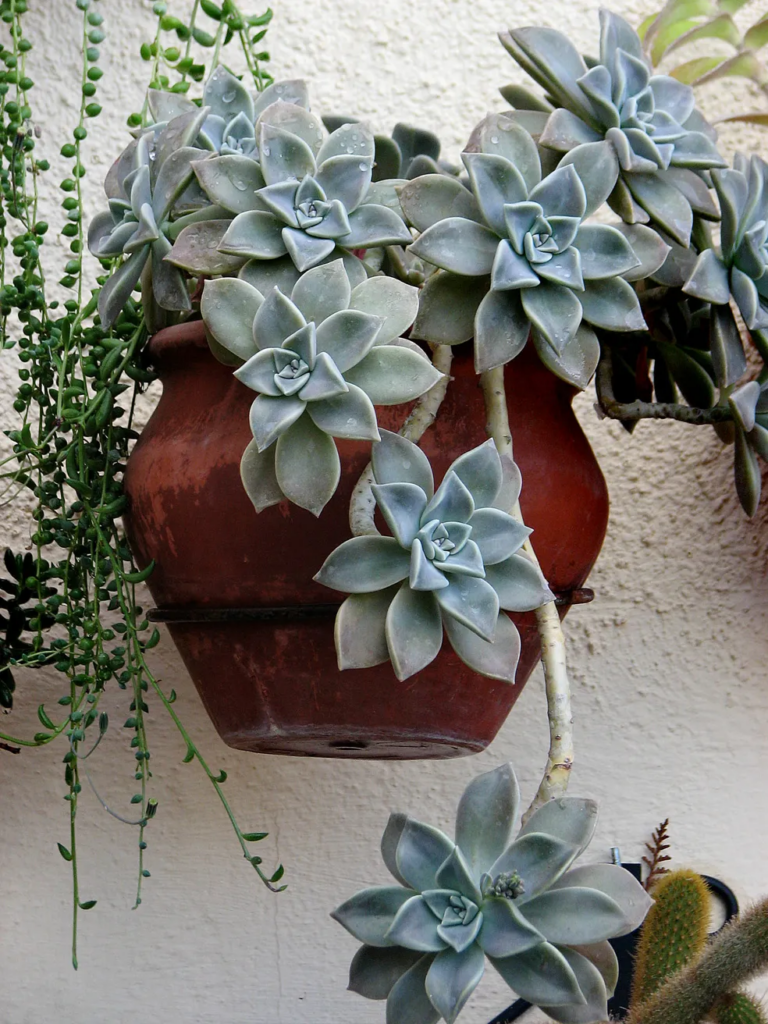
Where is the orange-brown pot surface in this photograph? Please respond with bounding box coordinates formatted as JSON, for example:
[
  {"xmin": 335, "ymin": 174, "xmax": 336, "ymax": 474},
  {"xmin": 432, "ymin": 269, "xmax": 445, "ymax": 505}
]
[{"xmin": 123, "ymin": 320, "xmax": 608, "ymax": 758}]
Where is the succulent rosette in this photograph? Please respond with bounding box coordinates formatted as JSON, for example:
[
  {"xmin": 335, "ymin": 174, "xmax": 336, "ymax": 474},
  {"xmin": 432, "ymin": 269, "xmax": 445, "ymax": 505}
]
[
  {"xmin": 402, "ymin": 120, "xmax": 651, "ymax": 385},
  {"xmin": 201, "ymin": 260, "xmax": 442, "ymax": 516},
  {"xmin": 314, "ymin": 431, "xmax": 552, "ymax": 681},
  {"xmin": 88, "ymin": 106, "xmax": 211, "ymax": 328},
  {"xmin": 499, "ymin": 9, "xmax": 725, "ymax": 246},
  {"xmin": 685, "ymin": 154, "xmax": 768, "ymax": 390},
  {"xmin": 194, "ymin": 116, "xmax": 412, "ymax": 287},
  {"xmin": 332, "ymin": 763, "xmax": 652, "ymax": 1024},
  {"xmin": 144, "ymin": 65, "xmax": 310, "ymax": 159}
]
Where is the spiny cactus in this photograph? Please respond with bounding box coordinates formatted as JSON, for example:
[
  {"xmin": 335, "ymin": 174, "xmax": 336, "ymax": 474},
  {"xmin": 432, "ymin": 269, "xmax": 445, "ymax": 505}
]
[
  {"xmin": 627, "ymin": 897, "xmax": 768, "ymax": 1024},
  {"xmin": 712, "ymin": 992, "xmax": 768, "ymax": 1024},
  {"xmin": 630, "ymin": 869, "xmax": 710, "ymax": 1007}
]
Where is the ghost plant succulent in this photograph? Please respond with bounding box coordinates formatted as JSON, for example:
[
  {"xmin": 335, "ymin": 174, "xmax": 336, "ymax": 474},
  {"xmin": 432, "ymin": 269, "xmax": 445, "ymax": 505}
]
[
  {"xmin": 499, "ymin": 9, "xmax": 725, "ymax": 245},
  {"xmin": 201, "ymin": 261, "xmax": 442, "ymax": 515},
  {"xmin": 402, "ymin": 121, "xmax": 653, "ymax": 385},
  {"xmin": 333, "ymin": 763, "xmax": 652, "ymax": 1024},
  {"xmin": 314, "ymin": 433, "xmax": 552, "ymax": 681}
]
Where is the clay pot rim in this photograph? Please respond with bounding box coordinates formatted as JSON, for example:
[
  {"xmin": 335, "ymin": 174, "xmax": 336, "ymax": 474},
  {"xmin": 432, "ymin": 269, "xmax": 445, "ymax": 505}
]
[{"xmin": 148, "ymin": 318, "xmax": 207, "ymax": 359}]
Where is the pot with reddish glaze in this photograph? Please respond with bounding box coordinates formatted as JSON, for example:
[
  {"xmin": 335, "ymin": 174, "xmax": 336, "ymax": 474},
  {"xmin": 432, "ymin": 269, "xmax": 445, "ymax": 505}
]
[{"xmin": 123, "ymin": 320, "xmax": 608, "ymax": 758}]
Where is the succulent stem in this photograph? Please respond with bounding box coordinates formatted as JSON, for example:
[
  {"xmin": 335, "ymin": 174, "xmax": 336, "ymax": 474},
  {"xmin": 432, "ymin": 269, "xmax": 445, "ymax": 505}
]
[
  {"xmin": 479, "ymin": 366, "xmax": 574, "ymax": 821},
  {"xmin": 596, "ymin": 346, "xmax": 733, "ymax": 425},
  {"xmin": 626, "ymin": 898, "xmax": 768, "ymax": 1024},
  {"xmin": 349, "ymin": 344, "xmax": 453, "ymax": 536}
]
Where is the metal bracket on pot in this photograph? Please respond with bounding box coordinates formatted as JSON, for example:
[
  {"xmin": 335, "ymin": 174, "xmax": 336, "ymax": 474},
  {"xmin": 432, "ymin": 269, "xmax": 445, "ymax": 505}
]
[{"xmin": 147, "ymin": 590, "xmax": 595, "ymax": 624}]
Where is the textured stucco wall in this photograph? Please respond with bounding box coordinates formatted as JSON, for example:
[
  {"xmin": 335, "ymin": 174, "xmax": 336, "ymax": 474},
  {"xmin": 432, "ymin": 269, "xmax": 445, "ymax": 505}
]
[{"xmin": 1, "ymin": 1, "xmax": 767, "ymax": 1022}]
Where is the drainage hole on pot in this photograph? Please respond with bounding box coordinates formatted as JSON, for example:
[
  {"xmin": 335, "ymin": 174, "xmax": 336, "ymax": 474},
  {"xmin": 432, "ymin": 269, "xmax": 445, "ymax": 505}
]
[{"xmin": 328, "ymin": 740, "xmax": 368, "ymax": 750}]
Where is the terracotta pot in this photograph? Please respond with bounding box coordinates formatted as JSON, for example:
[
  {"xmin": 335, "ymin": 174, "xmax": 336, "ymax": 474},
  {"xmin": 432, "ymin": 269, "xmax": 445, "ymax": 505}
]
[{"xmin": 123, "ymin": 321, "xmax": 608, "ymax": 759}]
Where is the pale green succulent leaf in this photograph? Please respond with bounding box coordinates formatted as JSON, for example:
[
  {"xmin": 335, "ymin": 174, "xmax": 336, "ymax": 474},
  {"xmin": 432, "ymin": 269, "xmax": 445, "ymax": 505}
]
[
  {"xmin": 342, "ymin": 204, "xmax": 412, "ymax": 248},
  {"xmin": 492, "ymin": 240, "xmax": 541, "ymax": 291},
  {"xmin": 349, "ymin": 344, "xmax": 441, "ymax": 408},
  {"xmin": 570, "ymin": 941, "xmax": 619, "ymax": 999},
  {"xmin": 202, "ymin": 277, "xmax": 264, "ymax": 360},
  {"xmin": 550, "ymin": 864, "xmax": 653, "ymax": 934},
  {"xmin": 349, "ymin": 277, "xmax": 419, "ymax": 345},
  {"xmin": 684, "ymin": 248, "xmax": 730, "ymax": 304},
  {"xmin": 529, "ymin": 165, "xmax": 586, "ymax": 218},
  {"xmin": 333, "ymin": 886, "xmax": 417, "ymax": 948},
  {"xmin": 436, "ymin": 913, "xmax": 483, "ymax": 955},
  {"xmin": 425, "ymin": 944, "xmax": 485, "ymax": 1024},
  {"xmin": 522, "ymin": 283, "xmax": 582, "ymax": 354},
  {"xmin": 448, "ymin": 611, "xmax": 522, "ymax": 683},
  {"xmin": 373, "ymin": 430, "xmax": 435, "ymax": 498},
  {"xmin": 626, "ymin": 172, "xmax": 693, "ymax": 246},
  {"xmin": 447, "ymin": 440, "xmax": 503, "ymax": 510},
  {"xmin": 410, "ymin": 217, "xmax": 499, "ymax": 276},
  {"xmin": 315, "ymin": 308, "xmax": 382, "ymax": 372},
  {"xmin": 423, "ymin": 471, "xmax": 475, "ymax": 526},
  {"xmin": 219, "ymin": 210, "xmax": 288, "ymax": 259},
  {"xmin": 382, "ymin": 813, "xmax": 410, "ymax": 886},
  {"xmin": 252, "ymin": 287, "xmax": 307, "ymax": 350},
  {"xmin": 649, "ymin": 233, "xmax": 697, "ymax": 287},
  {"xmin": 98, "ymin": 248, "xmax": 149, "ymax": 328},
  {"xmin": 540, "ymin": 946, "xmax": 609, "ymax": 1024},
  {"xmin": 204, "ymin": 65, "xmax": 254, "ymax": 124},
  {"xmin": 711, "ymin": 303, "xmax": 747, "ymax": 388},
  {"xmin": 435, "ymin": 847, "xmax": 483, "ymax": 904},
  {"xmin": 335, "ymin": 587, "xmax": 399, "ymax": 670},
  {"xmin": 665, "ymin": 166, "xmax": 719, "ymax": 220},
  {"xmin": 275, "ymin": 414, "xmax": 341, "ymax": 515},
  {"xmin": 410, "ymin": 540, "xmax": 450, "ymax": 592},
  {"xmin": 462, "ymin": 152, "xmax": 528, "ymax": 236},
  {"xmin": 521, "ymin": 886, "xmax": 628, "ymax": 945},
  {"xmin": 518, "ymin": 798, "xmax": 598, "ymax": 856},
  {"xmin": 491, "ymin": 454, "xmax": 523, "ymax": 513},
  {"xmin": 499, "ymin": 83, "xmax": 553, "ymax": 113},
  {"xmin": 259, "ymin": 123, "xmax": 316, "ymax": 186},
  {"xmin": 540, "ymin": 109, "xmax": 602, "ymax": 152},
  {"xmin": 412, "ymin": 271, "xmax": 490, "ymax": 346},
  {"xmin": 152, "ymin": 146, "xmax": 203, "ymax": 222},
  {"xmin": 147, "ymin": 88, "xmax": 194, "ymax": 123},
  {"xmin": 235, "ymin": 348, "xmax": 283, "ymax": 396},
  {"xmin": 315, "ymin": 536, "xmax": 411, "ymax": 593},
  {"xmin": 318, "ymin": 122, "xmax": 376, "ymax": 165},
  {"xmin": 297, "ymin": 351, "xmax": 348, "ymax": 402},
  {"xmin": 249, "ymin": 394, "xmax": 305, "ymax": 451},
  {"xmin": 455, "ymin": 764, "xmax": 520, "ymax": 882},
  {"xmin": 491, "ymin": 832, "xmax": 580, "ymax": 902},
  {"xmin": 735, "ymin": 422, "xmax": 762, "ymax": 516},
  {"xmin": 373, "ymin": 483, "xmax": 429, "ymax": 547},
  {"xmin": 474, "ymin": 289, "xmax": 530, "ymax": 372},
  {"xmin": 503, "ymin": 27, "xmax": 591, "ymax": 115},
  {"xmin": 315, "ymin": 154, "xmax": 371, "ymax": 211},
  {"xmin": 193, "ymin": 154, "xmax": 266, "ymax": 214},
  {"xmin": 239, "ymin": 255, "xmax": 301, "ymax": 295},
  {"xmin": 386, "ymin": 954, "xmax": 440, "ymax": 1024},
  {"xmin": 154, "ymin": 106, "xmax": 210, "ymax": 173},
  {"xmin": 478, "ymin": 897, "xmax": 543, "ymax": 958},
  {"xmin": 398, "ymin": 175, "xmax": 482, "ymax": 233},
  {"xmin": 151, "ymin": 237, "xmax": 191, "ymax": 312},
  {"xmin": 732, "ymin": 266, "xmax": 768, "ymax": 329},
  {"xmin": 385, "ymin": 584, "xmax": 443, "ymax": 681},
  {"xmin": 348, "ymin": 944, "xmax": 424, "ymax": 1001},
  {"xmin": 729, "ymin": 379, "xmax": 761, "ymax": 432},
  {"xmin": 491, "ymin": 941, "xmax": 585, "ymax": 1007},
  {"xmin": 578, "ymin": 277, "xmax": 646, "ymax": 332},
  {"xmin": 256, "ymin": 100, "xmax": 324, "ymax": 155},
  {"xmin": 575, "ymin": 224, "xmax": 640, "ymax": 280},
  {"xmin": 307, "ymin": 383, "xmax": 379, "ymax": 441},
  {"xmin": 290, "ymin": 259, "xmax": 351, "ymax": 325},
  {"xmin": 283, "ymin": 228, "xmax": 337, "ymax": 271},
  {"xmin": 253, "ymin": 79, "xmax": 310, "ymax": 118},
  {"xmin": 436, "ymin": 575, "xmax": 500, "ymax": 641},
  {"xmin": 655, "ymin": 340, "xmax": 716, "ymax": 408},
  {"xmin": 485, "ymin": 553, "xmax": 553, "ymax": 612},
  {"xmin": 396, "ymin": 820, "xmax": 456, "ymax": 893},
  {"xmin": 469, "ymin": 509, "xmax": 530, "ymax": 565},
  {"xmin": 614, "ymin": 223, "xmax": 671, "ymax": 281},
  {"xmin": 161, "ymin": 219, "xmax": 242, "ymax": 276}
]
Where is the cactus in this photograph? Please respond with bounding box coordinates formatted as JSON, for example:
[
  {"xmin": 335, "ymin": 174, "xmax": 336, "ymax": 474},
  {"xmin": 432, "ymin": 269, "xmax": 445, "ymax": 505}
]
[
  {"xmin": 631, "ymin": 869, "xmax": 710, "ymax": 1006},
  {"xmin": 712, "ymin": 993, "xmax": 768, "ymax": 1024},
  {"xmin": 627, "ymin": 897, "xmax": 768, "ymax": 1024}
]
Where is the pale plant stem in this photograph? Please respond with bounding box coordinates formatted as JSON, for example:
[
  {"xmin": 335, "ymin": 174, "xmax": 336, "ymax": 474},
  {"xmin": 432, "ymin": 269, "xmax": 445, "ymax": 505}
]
[
  {"xmin": 349, "ymin": 345, "xmax": 454, "ymax": 537},
  {"xmin": 480, "ymin": 367, "xmax": 574, "ymax": 823}
]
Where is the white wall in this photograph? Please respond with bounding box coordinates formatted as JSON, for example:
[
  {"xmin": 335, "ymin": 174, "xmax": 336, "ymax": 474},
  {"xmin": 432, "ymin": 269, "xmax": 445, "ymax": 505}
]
[{"xmin": 1, "ymin": 1, "xmax": 767, "ymax": 1021}]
